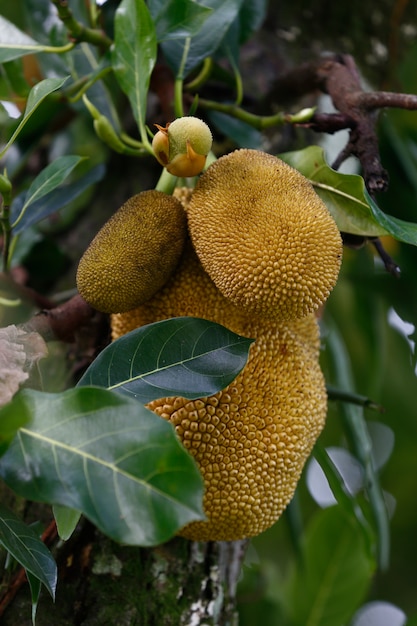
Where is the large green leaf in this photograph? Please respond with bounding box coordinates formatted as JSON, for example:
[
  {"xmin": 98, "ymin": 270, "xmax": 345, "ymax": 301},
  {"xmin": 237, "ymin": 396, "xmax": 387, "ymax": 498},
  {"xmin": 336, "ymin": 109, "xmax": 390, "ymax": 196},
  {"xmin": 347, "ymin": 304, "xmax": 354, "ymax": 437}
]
[
  {"xmin": 112, "ymin": 0, "xmax": 157, "ymax": 139},
  {"xmin": 0, "ymin": 76, "xmax": 69, "ymax": 158},
  {"xmin": 0, "ymin": 503, "xmax": 57, "ymax": 599},
  {"xmin": 280, "ymin": 146, "xmax": 388, "ymax": 237},
  {"xmin": 285, "ymin": 506, "xmax": 375, "ymax": 626},
  {"xmin": 0, "ymin": 387, "xmax": 204, "ymax": 546},
  {"xmin": 149, "ymin": 0, "xmax": 212, "ymax": 41},
  {"xmin": 160, "ymin": 0, "xmax": 243, "ymax": 77},
  {"xmin": 77, "ymin": 317, "xmax": 254, "ymax": 403}
]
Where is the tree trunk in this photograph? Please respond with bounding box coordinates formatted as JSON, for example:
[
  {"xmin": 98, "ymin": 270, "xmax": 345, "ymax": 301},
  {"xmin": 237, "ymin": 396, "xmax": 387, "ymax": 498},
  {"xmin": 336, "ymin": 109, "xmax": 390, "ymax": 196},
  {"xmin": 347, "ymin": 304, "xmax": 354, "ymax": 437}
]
[{"xmin": 1, "ymin": 514, "xmax": 249, "ymax": 625}]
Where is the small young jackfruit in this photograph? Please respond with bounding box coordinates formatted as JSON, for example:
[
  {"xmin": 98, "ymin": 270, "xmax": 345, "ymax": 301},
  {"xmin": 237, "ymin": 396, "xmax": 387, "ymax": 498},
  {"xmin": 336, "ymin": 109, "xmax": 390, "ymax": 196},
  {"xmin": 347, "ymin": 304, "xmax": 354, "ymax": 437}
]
[
  {"xmin": 187, "ymin": 149, "xmax": 343, "ymax": 321},
  {"xmin": 76, "ymin": 190, "xmax": 186, "ymax": 313},
  {"xmin": 111, "ymin": 244, "xmax": 327, "ymax": 542},
  {"xmin": 152, "ymin": 116, "xmax": 213, "ymax": 177}
]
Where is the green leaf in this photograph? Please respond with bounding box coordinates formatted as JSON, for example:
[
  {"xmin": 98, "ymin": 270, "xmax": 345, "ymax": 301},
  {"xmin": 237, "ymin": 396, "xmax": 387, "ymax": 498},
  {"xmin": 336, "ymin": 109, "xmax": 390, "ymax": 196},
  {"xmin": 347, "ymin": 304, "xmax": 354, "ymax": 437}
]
[
  {"xmin": 112, "ymin": 0, "xmax": 157, "ymax": 141},
  {"xmin": 77, "ymin": 317, "xmax": 254, "ymax": 404},
  {"xmin": 365, "ymin": 188, "xmax": 417, "ymax": 246},
  {"xmin": 52, "ymin": 504, "xmax": 81, "ymax": 541},
  {"xmin": 11, "ymin": 163, "xmax": 105, "ymax": 234},
  {"xmin": 150, "ymin": 0, "xmax": 212, "ymax": 41},
  {"xmin": 0, "ymin": 395, "xmax": 31, "ymax": 457},
  {"xmin": 0, "ymin": 76, "xmax": 69, "ymax": 158},
  {"xmin": 0, "ymin": 503, "xmax": 57, "ymax": 599},
  {"xmin": 285, "ymin": 506, "xmax": 375, "ymax": 626},
  {"xmin": 0, "ymin": 15, "xmax": 46, "ymax": 63},
  {"xmin": 280, "ymin": 146, "xmax": 389, "ymax": 237},
  {"xmin": 12, "ymin": 156, "xmax": 85, "ymax": 230},
  {"xmin": 160, "ymin": 0, "xmax": 243, "ymax": 77},
  {"xmin": 27, "ymin": 570, "xmax": 41, "ymax": 626},
  {"xmin": 0, "ymin": 387, "xmax": 205, "ymax": 546},
  {"xmin": 313, "ymin": 445, "xmax": 374, "ymax": 553},
  {"xmin": 325, "ymin": 317, "xmax": 390, "ymax": 570}
]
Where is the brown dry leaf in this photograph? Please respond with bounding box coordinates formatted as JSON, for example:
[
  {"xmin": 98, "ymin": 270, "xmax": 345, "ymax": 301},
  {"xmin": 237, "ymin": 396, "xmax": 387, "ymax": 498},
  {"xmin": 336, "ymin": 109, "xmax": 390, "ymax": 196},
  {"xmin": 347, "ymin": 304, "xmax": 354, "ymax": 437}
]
[{"xmin": 0, "ymin": 325, "xmax": 48, "ymax": 407}]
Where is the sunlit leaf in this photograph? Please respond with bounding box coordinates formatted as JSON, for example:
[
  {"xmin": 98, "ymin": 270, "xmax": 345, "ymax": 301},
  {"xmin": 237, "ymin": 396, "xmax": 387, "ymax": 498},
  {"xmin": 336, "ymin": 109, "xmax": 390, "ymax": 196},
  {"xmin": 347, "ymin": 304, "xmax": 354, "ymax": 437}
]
[
  {"xmin": 112, "ymin": 0, "xmax": 157, "ymax": 137},
  {"xmin": 280, "ymin": 146, "xmax": 389, "ymax": 237},
  {"xmin": 0, "ymin": 76, "xmax": 69, "ymax": 157},
  {"xmin": 77, "ymin": 317, "xmax": 254, "ymax": 403},
  {"xmin": 11, "ymin": 163, "xmax": 105, "ymax": 234},
  {"xmin": 0, "ymin": 503, "xmax": 57, "ymax": 599},
  {"xmin": 0, "ymin": 387, "xmax": 205, "ymax": 546},
  {"xmin": 285, "ymin": 506, "xmax": 375, "ymax": 626}
]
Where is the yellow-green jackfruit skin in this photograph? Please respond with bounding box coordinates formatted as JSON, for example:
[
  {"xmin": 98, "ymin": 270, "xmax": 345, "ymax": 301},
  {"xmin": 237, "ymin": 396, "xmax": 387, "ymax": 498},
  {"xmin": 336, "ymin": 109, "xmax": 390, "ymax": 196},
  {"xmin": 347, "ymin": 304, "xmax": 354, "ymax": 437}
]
[
  {"xmin": 187, "ymin": 149, "xmax": 343, "ymax": 322},
  {"xmin": 76, "ymin": 190, "xmax": 187, "ymax": 313},
  {"xmin": 112, "ymin": 244, "xmax": 327, "ymax": 542}
]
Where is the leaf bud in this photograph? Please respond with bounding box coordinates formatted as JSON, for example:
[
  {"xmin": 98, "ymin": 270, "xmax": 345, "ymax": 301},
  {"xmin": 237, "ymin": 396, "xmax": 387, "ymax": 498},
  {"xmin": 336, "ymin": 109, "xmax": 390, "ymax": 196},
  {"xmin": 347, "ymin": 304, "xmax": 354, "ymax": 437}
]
[{"xmin": 152, "ymin": 116, "xmax": 212, "ymax": 177}]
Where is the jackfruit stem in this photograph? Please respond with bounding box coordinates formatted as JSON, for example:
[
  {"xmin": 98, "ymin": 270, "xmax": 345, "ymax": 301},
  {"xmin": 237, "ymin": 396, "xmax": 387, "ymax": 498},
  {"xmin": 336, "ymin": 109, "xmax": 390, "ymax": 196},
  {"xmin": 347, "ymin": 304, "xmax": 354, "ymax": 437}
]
[{"xmin": 155, "ymin": 167, "xmax": 178, "ymax": 195}]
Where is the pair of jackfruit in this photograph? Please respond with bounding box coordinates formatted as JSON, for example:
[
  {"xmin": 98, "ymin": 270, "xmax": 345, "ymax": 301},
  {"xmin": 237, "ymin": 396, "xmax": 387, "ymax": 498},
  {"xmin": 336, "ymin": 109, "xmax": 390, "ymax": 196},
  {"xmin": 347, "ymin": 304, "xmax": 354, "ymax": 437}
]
[{"xmin": 77, "ymin": 149, "xmax": 342, "ymax": 542}]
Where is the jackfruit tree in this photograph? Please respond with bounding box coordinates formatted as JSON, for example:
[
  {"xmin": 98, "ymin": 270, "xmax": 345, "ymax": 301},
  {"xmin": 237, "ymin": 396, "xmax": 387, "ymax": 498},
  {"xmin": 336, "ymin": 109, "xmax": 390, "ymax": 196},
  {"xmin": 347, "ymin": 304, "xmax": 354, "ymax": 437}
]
[{"xmin": 0, "ymin": 1, "xmax": 417, "ymax": 625}]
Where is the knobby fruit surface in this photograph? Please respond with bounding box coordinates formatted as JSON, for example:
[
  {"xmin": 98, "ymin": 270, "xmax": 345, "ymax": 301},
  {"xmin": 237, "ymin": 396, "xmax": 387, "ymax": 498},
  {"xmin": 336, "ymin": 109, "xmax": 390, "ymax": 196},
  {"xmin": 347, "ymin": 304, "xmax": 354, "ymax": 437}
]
[{"xmin": 76, "ymin": 190, "xmax": 186, "ymax": 313}]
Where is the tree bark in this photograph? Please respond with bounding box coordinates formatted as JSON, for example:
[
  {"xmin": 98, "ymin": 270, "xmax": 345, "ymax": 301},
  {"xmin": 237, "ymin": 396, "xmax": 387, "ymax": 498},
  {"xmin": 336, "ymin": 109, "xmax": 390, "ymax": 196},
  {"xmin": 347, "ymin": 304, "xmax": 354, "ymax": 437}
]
[{"xmin": 1, "ymin": 513, "xmax": 249, "ymax": 625}]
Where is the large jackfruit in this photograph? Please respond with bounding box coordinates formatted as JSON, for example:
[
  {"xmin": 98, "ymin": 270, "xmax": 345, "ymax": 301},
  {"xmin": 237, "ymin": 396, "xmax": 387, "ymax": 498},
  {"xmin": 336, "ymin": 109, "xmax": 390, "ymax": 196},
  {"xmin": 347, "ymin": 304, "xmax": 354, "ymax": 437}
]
[
  {"xmin": 111, "ymin": 244, "xmax": 327, "ymax": 541},
  {"xmin": 79, "ymin": 148, "xmax": 342, "ymax": 542}
]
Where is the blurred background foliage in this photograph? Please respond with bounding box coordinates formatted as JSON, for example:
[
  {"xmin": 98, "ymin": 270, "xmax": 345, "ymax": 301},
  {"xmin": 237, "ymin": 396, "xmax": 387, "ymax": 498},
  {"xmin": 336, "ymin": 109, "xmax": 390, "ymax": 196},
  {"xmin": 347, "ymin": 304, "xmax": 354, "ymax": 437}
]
[{"xmin": 0, "ymin": 0, "xmax": 417, "ymax": 624}]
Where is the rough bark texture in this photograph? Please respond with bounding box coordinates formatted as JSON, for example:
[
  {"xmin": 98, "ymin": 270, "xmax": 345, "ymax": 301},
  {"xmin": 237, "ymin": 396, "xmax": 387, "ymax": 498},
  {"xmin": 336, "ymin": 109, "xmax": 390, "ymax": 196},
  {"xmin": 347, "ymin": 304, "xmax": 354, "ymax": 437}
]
[{"xmin": 1, "ymin": 512, "xmax": 248, "ymax": 626}]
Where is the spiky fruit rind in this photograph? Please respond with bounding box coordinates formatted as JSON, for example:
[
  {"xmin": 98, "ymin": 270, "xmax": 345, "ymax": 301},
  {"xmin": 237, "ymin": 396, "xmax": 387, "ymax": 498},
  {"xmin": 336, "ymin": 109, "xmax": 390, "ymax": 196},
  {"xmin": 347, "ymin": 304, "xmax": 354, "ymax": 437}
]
[
  {"xmin": 111, "ymin": 245, "xmax": 326, "ymax": 541},
  {"xmin": 76, "ymin": 190, "xmax": 186, "ymax": 313},
  {"xmin": 187, "ymin": 149, "xmax": 342, "ymax": 321}
]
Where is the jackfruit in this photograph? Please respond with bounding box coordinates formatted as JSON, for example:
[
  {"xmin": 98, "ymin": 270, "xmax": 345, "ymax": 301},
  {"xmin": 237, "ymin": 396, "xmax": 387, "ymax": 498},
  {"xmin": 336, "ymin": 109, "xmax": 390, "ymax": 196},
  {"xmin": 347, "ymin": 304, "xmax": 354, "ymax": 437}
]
[
  {"xmin": 82, "ymin": 147, "xmax": 342, "ymax": 541},
  {"xmin": 76, "ymin": 190, "xmax": 186, "ymax": 313},
  {"xmin": 187, "ymin": 149, "xmax": 342, "ymax": 321},
  {"xmin": 112, "ymin": 243, "xmax": 327, "ymax": 541}
]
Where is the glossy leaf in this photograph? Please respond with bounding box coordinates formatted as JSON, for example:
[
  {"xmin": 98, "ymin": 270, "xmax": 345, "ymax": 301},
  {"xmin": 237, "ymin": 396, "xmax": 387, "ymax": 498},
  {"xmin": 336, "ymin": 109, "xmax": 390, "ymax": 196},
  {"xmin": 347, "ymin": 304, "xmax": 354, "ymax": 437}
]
[
  {"xmin": 77, "ymin": 317, "xmax": 254, "ymax": 403},
  {"xmin": 280, "ymin": 146, "xmax": 389, "ymax": 237},
  {"xmin": 0, "ymin": 16, "xmax": 46, "ymax": 63},
  {"xmin": 11, "ymin": 163, "xmax": 105, "ymax": 234},
  {"xmin": 0, "ymin": 76, "xmax": 69, "ymax": 157},
  {"xmin": 285, "ymin": 506, "xmax": 375, "ymax": 626},
  {"xmin": 149, "ymin": 0, "xmax": 212, "ymax": 41},
  {"xmin": 0, "ymin": 503, "xmax": 57, "ymax": 599},
  {"xmin": 0, "ymin": 387, "xmax": 205, "ymax": 546},
  {"xmin": 160, "ymin": 0, "xmax": 243, "ymax": 77},
  {"xmin": 112, "ymin": 0, "xmax": 157, "ymax": 136},
  {"xmin": 366, "ymin": 188, "xmax": 417, "ymax": 246}
]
